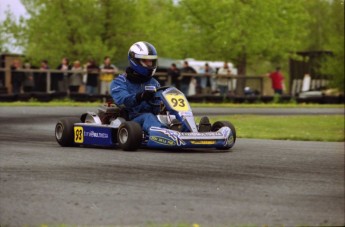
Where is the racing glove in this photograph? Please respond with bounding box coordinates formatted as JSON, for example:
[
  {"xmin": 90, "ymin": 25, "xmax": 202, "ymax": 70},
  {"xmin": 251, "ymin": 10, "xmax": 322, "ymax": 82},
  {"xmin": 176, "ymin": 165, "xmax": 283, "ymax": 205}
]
[{"xmin": 136, "ymin": 90, "xmax": 155, "ymax": 103}]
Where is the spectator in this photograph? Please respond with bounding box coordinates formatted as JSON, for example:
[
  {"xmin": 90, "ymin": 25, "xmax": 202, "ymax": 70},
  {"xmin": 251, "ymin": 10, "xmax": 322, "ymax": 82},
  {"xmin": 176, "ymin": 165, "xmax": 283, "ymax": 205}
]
[
  {"xmin": 268, "ymin": 67, "xmax": 285, "ymax": 95},
  {"xmin": 23, "ymin": 62, "xmax": 34, "ymax": 93},
  {"xmin": 69, "ymin": 60, "xmax": 83, "ymax": 93},
  {"xmin": 86, "ymin": 59, "xmax": 100, "ymax": 95},
  {"xmin": 217, "ymin": 62, "xmax": 232, "ymax": 97},
  {"xmin": 167, "ymin": 63, "xmax": 180, "ymax": 89},
  {"xmin": 34, "ymin": 60, "xmax": 49, "ymax": 92},
  {"xmin": 199, "ymin": 63, "xmax": 215, "ymax": 94},
  {"xmin": 10, "ymin": 59, "xmax": 25, "ymax": 94},
  {"xmin": 100, "ymin": 56, "xmax": 118, "ymax": 95},
  {"xmin": 0, "ymin": 57, "xmax": 5, "ymax": 87},
  {"xmin": 55, "ymin": 57, "xmax": 71, "ymax": 93},
  {"xmin": 0, "ymin": 72, "xmax": 4, "ymax": 87},
  {"xmin": 180, "ymin": 61, "xmax": 196, "ymax": 96}
]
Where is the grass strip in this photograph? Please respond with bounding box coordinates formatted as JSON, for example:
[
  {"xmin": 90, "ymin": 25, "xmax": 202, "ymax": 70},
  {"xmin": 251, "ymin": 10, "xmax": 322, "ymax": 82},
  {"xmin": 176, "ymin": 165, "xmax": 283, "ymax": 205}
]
[
  {"xmin": 0, "ymin": 100, "xmax": 100, "ymax": 107},
  {"xmin": 0, "ymin": 100, "xmax": 343, "ymax": 108},
  {"xmin": 0, "ymin": 101, "xmax": 343, "ymax": 142},
  {"xmin": 197, "ymin": 115, "xmax": 344, "ymax": 142},
  {"xmin": 191, "ymin": 102, "xmax": 344, "ymax": 108}
]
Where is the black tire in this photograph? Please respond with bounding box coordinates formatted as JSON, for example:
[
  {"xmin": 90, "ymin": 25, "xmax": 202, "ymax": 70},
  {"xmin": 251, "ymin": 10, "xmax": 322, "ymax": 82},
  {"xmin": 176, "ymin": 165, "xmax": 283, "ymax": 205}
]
[
  {"xmin": 55, "ymin": 117, "xmax": 80, "ymax": 147},
  {"xmin": 211, "ymin": 121, "xmax": 236, "ymax": 149},
  {"xmin": 117, "ymin": 121, "xmax": 142, "ymax": 151}
]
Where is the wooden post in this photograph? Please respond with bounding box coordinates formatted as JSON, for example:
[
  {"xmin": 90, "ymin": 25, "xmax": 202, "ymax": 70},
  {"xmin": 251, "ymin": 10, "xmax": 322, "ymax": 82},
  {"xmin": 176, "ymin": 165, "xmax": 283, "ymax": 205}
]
[{"xmin": 46, "ymin": 71, "xmax": 51, "ymax": 93}]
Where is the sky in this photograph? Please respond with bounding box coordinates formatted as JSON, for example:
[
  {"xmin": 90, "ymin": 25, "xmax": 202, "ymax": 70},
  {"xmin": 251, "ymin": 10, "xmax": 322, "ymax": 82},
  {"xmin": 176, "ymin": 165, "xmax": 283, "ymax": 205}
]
[
  {"xmin": 0, "ymin": 0, "xmax": 27, "ymax": 53},
  {"xmin": 0, "ymin": 0, "xmax": 28, "ymax": 21}
]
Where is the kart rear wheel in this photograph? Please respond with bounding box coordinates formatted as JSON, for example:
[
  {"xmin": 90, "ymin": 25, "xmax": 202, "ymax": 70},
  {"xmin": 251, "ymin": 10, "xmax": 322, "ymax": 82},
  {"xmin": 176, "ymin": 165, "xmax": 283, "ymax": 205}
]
[
  {"xmin": 55, "ymin": 117, "xmax": 81, "ymax": 147},
  {"xmin": 117, "ymin": 121, "xmax": 142, "ymax": 151},
  {"xmin": 211, "ymin": 121, "xmax": 236, "ymax": 149}
]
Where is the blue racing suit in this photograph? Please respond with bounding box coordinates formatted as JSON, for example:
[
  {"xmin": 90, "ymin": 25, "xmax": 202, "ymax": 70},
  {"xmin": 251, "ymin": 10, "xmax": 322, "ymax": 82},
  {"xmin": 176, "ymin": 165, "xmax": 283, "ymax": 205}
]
[{"xmin": 110, "ymin": 73, "xmax": 166, "ymax": 133}]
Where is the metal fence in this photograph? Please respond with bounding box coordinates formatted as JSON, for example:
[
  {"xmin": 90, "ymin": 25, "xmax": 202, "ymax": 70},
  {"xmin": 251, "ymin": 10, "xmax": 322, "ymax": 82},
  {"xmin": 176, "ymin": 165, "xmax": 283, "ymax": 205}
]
[{"xmin": 0, "ymin": 68, "xmax": 265, "ymax": 96}]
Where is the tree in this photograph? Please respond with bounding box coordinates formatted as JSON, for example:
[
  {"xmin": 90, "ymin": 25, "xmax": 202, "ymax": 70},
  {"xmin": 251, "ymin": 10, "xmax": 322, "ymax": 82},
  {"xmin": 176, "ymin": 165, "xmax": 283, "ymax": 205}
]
[
  {"xmin": 3, "ymin": 0, "xmax": 129, "ymax": 66},
  {"xmin": 178, "ymin": 0, "xmax": 310, "ymax": 74},
  {"xmin": 2, "ymin": 0, "xmax": 342, "ymax": 93},
  {"xmin": 0, "ymin": 10, "xmax": 18, "ymax": 53},
  {"xmin": 303, "ymin": 0, "xmax": 333, "ymax": 51},
  {"xmin": 321, "ymin": 0, "xmax": 344, "ymax": 91},
  {"xmin": 3, "ymin": 0, "xmax": 180, "ymax": 67},
  {"xmin": 301, "ymin": 0, "xmax": 344, "ymax": 92},
  {"xmin": 177, "ymin": 0, "xmax": 310, "ymax": 94},
  {"xmin": 0, "ymin": 20, "xmax": 7, "ymax": 52}
]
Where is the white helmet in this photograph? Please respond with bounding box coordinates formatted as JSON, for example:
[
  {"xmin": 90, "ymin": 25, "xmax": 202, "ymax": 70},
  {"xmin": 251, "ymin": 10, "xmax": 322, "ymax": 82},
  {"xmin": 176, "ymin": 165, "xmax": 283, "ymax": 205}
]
[{"xmin": 128, "ymin": 41, "xmax": 158, "ymax": 79}]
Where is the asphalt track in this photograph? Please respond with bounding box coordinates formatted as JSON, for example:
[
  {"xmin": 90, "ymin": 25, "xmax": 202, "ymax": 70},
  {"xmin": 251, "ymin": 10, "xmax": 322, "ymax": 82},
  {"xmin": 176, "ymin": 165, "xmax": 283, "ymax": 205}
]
[{"xmin": 0, "ymin": 107, "xmax": 344, "ymax": 226}]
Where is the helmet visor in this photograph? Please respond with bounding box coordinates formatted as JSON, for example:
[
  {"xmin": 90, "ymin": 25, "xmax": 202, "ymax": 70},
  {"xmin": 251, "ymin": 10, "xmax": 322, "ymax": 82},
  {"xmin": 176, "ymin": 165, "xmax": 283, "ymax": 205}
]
[
  {"xmin": 134, "ymin": 54, "xmax": 157, "ymax": 60},
  {"xmin": 139, "ymin": 59, "xmax": 157, "ymax": 69}
]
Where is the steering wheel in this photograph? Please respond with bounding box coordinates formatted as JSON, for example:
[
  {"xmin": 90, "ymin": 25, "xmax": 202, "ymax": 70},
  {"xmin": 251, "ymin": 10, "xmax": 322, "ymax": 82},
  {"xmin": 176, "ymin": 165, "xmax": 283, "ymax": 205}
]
[
  {"xmin": 156, "ymin": 86, "xmax": 171, "ymax": 92},
  {"xmin": 147, "ymin": 86, "xmax": 171, "ymax": 106}
]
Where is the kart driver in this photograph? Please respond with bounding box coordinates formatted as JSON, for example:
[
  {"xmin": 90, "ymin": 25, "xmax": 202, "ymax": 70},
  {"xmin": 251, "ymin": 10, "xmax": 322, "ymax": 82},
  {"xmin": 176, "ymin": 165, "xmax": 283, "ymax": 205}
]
[{"xmin": 110, "ymin": 41, "xmax": 182, "ymax": 133}]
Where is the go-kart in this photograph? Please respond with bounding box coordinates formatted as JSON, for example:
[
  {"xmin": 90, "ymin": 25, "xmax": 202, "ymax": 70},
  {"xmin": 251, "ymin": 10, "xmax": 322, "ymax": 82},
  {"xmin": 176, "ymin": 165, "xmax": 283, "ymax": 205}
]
[{"xmin": 55, "ymin": 86, "xmax": 236, "ymax": 151}]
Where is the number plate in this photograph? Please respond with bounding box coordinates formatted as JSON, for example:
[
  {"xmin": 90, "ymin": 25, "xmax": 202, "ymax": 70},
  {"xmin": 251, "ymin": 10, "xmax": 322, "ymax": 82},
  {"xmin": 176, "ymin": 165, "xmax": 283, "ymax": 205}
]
[
  {"xmin": 74, "ymin": 126, "xmax": 84, "ymax": 143},
  {"xmin": 165, "ymin": 94, "xmax": 190, "ymax": 111}
]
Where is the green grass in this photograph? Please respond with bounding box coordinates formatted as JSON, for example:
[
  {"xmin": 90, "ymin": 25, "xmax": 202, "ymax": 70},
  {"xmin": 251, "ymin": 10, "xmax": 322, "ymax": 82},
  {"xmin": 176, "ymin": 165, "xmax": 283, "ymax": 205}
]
[
  {"xmin": 0, "ymin": 100, "xmax": 344, "ymax": 142},
  {"xmin": 199, "ymin": 115, "xmax": 345, "ymax": 142},
  {"xmin": 190, "ymin": 102, "xmax": 344, "ymax": 108},
  {"xmin": 0, "ymin": 99, "xmax": 343, "ymax": 108},
  {"xmin": 0, "ymin": 100, "xmax": 100, "ymax": 107}
]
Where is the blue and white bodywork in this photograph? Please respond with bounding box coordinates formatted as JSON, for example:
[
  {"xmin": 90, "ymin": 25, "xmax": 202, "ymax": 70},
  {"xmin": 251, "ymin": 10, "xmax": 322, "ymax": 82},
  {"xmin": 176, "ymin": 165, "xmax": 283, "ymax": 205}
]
[
  {"xmin": 55, "ymin": 87, "xmax": 236, "ymax": 151},
  {"xmin": 148, "ymin": 126, "xmax": 234, "ymax": 149}
]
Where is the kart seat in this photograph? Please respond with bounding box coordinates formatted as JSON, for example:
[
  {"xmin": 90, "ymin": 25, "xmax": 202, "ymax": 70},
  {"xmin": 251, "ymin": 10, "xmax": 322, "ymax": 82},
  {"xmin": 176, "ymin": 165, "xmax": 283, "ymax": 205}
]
[
  {"xmin": 119, "ymin": 108, "xmax": 130, "ymax": 121},
  {"xmin": 98, "ymin": 105, "xmax": 121, "ymax": 124}
]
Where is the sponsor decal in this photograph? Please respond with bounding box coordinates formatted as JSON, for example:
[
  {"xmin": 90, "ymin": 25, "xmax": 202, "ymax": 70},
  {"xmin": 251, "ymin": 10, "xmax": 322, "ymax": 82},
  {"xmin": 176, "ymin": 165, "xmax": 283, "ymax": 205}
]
[
  {"xmin": 77, "ymin": 126, "xmax": 113, "ymax": 146},
  {"xmin": 150, "ymin": 127, "xmax": 186, "ymax": 146},
  {"xmin": 180, "ymin": 132, "xmax": 223, "ymax": 137},
  {"xmin": 150, "ymin": 136, "xmax": 176, "ymax": 146},
  {"xmin": 219, "ymin": 127, "xmax": 232, "ymax": 146},
  {"xmin": 84, "ymin": 130, "xmax": 109, "ymax": 139},
  {"xmin": 180, "ymin": 111, "xmax": 193, "ymax": 117},
  {"xmin": 145, "ymin": 85, "xmax": 157, "ymax": 92},
  {"xmin": 111, "ymin": 85, "xmax": 120, "ymax": 91},
  {"xmin": 190, "ymin": 140, "xmax": 216, "ymax": 145}
]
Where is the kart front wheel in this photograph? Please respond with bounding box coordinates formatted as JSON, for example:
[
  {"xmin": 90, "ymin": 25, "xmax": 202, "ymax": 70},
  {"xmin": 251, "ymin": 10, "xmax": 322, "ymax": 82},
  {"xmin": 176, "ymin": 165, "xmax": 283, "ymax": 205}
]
[
  {"xmin": 55, "ymin": 117, "xmax": 81, "ymax": 147},
  {"xmin": 117, "ymin": 121, "xmax": 142, "ymax": 151},
  {"xmin": 211, "ymin": 121, "xmax": 236, "ymax": 149}
]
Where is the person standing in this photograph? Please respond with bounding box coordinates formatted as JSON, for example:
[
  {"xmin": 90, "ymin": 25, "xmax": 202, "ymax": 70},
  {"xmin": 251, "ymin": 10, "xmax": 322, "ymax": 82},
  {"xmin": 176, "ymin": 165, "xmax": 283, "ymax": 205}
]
[
  {"xmin": 167, "ymin": 63, "xmax": 180, "ymax": 89},
  {"xmin": 55, "ymin": 57, "xmax": 71, "ymax": 93},
  {"xmin": 22, "ymin": 62, "xmax": 34, "ymax": 93},
  {"xmin": 268, "ymin": 67, "xmax": 285, "ymax": 95},
  {"xmin": 180, "ymin": 61, "xmax": 196, "ymax": 96},
  {"xmin": 86, "ymin": 59, "xmax": 100, "ymax": 95},
  {"xmin": 99, "ymin": 56, "xmax": 118, "ymax": 95},
  {"xmin": 10, "ymin": 59, "xmax": 25, "ymax": 94},
  {"xmin": 199, "ymin": 63, "xmax": 215, "ymax": 94},
  {"xmin": 34, "ymin": 60, "xmax": 49, "ymax": 92},
  {"xmin": 217, "ymin": 61, "xmax": 232, "ymax": 97},
  {"xmin": 69, "ymin": 60, "xmax": 83, "ymax": 93}
]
